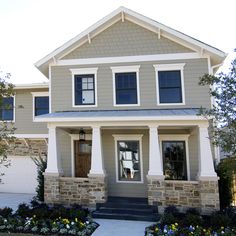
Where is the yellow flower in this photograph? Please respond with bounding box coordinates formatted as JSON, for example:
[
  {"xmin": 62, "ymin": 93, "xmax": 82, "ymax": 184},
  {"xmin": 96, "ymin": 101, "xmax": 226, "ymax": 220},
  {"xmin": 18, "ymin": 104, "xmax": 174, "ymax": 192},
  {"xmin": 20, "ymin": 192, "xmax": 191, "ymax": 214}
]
[{"xmin": 75, "ymin": 218, "xmax": 78, "ymax": 223}]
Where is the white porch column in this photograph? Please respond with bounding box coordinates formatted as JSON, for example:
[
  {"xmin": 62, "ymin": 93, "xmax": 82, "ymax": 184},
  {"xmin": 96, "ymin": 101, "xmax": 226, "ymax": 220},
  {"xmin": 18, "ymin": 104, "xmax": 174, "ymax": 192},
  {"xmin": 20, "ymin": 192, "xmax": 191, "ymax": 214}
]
[
  {"xmin": 45, "ymin": 125, "xmax": 62, "ymax": 175},
  {"xmin": 89, "ymin": 126, "xmax": 105, "ymax": 176},
  {"xmin": 198, "ymin": 125, "xmax": 217, "ymax": 179},
  {"xmin": 147, "ymin": 126, "xmax": 164, "ymax": 178}
]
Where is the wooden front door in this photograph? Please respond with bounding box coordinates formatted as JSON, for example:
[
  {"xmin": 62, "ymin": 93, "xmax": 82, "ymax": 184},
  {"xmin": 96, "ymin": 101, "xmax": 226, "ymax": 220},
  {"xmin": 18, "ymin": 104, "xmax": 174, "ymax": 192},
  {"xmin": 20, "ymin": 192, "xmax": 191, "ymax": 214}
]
[{"xmin": 74, "ymin": 140, "xmax": 92, "ymax": 177}]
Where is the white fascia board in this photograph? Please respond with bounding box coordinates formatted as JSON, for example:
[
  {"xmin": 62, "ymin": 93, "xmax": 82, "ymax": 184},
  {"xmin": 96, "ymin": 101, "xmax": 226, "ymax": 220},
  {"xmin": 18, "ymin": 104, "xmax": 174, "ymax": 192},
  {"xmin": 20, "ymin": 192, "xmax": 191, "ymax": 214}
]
[
  {"xmin": 56, "ymin": 53, "xmax": 203, "ymax": 66},
  {"xmin": 35, "ymin": 7, "xmax": 123, "ymax": 68},
  {"xmin": 14, "ymin": 83, "xmax": 49, "ymax": 90},
  {"xmin": 35, "ymin": 6, "xmax": 226, "ymax": 71},
  {"xmin": 123, "ymin": 7, "xmax": 226, "ymax": 58},
  {"xmin": 34, "ymin": 115, "xmax": 205, "ymax": 123},
  {"xmin": 14, "ymin": 134, "xmax": 49, "ymax": 138}
]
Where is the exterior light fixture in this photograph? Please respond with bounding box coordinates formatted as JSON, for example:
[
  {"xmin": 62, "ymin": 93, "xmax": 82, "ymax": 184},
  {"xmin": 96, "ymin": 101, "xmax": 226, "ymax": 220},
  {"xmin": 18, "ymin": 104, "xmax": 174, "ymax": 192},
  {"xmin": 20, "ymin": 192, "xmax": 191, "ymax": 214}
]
[{"xmin": 79, "ymin": 129, "xmax": 85, "ymax": 141}]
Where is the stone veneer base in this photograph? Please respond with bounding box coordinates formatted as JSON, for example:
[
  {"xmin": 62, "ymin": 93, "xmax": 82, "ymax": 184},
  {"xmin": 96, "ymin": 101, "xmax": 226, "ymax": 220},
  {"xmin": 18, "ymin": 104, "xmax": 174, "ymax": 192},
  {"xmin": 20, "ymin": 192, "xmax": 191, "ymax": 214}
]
[
  {"xmin": 44, "ymin": 175, "xmax": 107, "ymax": 207},
  {"xmin": 147, "ymin": 176, "xmax": 219, "ymax": 215}
]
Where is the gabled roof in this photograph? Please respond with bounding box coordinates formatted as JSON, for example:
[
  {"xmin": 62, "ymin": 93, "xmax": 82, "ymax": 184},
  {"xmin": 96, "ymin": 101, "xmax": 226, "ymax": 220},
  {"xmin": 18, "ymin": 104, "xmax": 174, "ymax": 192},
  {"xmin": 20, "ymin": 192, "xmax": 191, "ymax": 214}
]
[{"xmin": 35, "ymin": 6, "xmax": 227, "ymax": 78}]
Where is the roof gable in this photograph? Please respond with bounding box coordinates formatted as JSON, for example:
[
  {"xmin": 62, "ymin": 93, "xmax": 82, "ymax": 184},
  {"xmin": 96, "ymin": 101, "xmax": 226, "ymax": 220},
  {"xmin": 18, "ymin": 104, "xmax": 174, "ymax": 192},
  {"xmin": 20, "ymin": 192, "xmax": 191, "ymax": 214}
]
[
  {"xmin": 35, "ymin": 6, "xmax": 226, "ymax": 78},
  {"xmin": 62, "ymin": 20, "xmax": 193, "ymax": 60}
]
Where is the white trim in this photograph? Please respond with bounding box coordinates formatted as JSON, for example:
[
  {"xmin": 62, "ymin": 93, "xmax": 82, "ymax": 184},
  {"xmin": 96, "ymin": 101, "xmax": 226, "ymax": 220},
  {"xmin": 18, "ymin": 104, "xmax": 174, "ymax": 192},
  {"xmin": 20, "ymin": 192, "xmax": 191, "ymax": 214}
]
[
  {"xmin": 34, "ymin": 115, "xmax": 206, "ymax": 123},
  {"xmin": 159, "ymin": 134, "xmax": 190, "ymax": 181},
  {"xmin": 154, "ymin": 63, "xmax": 186, "ymax": 106},
  {"xmin": 56, "ymin": 53, "xmax": 204, "ymax": 67},
  {"xmin": 14, "ymin": 83, "xmax": 49, "ymax": 90},
  {"xmin": 31, "ymin": 92, "xmax": 49, "ymax": 121},
  {"xmin": 113, "ymin": 134, "xmax": 144, "ymax": 184},
  {"xmin": 111, "ymin": 65, "xmax": 140, "ymax": 107},
  {"xmin": 70, "ymin": 68, "xmax": 98, "ymax": 108},
  {"xmin": 14, "ymin": 134, "xmax": 49, "ymax": 139},
  {"xmin": 49, "ymin": 64, "xmax": 52, "ymax": 113},
  {"xmin": 35, "ymin": 6, "xmax": 226, "ymax": 76}
]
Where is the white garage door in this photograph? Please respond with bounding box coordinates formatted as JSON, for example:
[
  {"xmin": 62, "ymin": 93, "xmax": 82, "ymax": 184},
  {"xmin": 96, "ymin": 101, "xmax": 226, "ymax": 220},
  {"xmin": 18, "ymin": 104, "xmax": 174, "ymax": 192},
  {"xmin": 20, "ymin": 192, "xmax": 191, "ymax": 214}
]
[{"xmin": 0, "ymin": 156, "xmax": 38, "ymax": 194}]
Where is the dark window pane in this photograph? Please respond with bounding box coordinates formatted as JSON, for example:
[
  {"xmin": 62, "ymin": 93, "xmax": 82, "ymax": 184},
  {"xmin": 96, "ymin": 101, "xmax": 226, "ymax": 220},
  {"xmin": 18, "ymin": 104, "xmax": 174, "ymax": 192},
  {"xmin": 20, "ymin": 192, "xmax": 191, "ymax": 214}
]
[
  {"xmin": 159, "ymin": 88, "xmax": 182, "ymax": 103},
  {"xmin": 162, "ymin": 141, "xmax": 187, "ymax": 180},
  {"xmin": 74, "ymin": 74, "xmax": 95, "ymax": 105},
  {"xmin": 115, "ymin": 72, "xmax": 137, "ymax": 104},
  {"xmin": 0, "ymin": 97, "xmax": 14, "ymax": 121},
  {"xmin": 35, "ymin": 96, "xmax": 49, "ymax": 116},
  {"xmin": 158, "ymin": 70, "xmax": 182, "ymax": 103}
]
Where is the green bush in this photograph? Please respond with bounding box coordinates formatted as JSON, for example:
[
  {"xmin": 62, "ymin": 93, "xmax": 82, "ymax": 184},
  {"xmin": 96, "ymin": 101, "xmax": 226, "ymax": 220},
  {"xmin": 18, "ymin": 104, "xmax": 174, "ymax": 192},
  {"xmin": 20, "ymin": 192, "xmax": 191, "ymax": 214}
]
[
  {"xmin": 184, "ymin": 213, "xmax": 202, "ymax": 227},
  {"xmin": 0, "ymin": 207, "xmax": 13, "ymax": 218},
  {"xmin": 160, "ymin": 213, "xmax": 177, "ymax": 226},
  {"xmin": 210, "ymin": 211, "xmax": 232, "ymax": 229},
  {"xmin": 164, "ymin": 205, "xmax": 179, "ymax": 216}
]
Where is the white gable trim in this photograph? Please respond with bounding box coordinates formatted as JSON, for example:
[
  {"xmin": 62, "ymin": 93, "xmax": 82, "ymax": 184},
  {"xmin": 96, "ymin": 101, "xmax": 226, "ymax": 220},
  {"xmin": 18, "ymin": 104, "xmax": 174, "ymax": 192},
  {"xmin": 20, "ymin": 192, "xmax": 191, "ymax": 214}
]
[
  {"xmin": 55, "ymin": 53, "xmax": 205, "ymax": 66},
  {"xmin": 35, "ymin": 6, "xmax": 226, "ymax": 74}
]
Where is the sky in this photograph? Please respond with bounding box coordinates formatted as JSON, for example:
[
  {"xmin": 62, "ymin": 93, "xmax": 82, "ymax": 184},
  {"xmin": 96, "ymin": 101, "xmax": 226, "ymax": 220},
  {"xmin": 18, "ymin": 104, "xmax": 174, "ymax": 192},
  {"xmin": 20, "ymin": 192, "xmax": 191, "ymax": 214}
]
[{"xmin": 0, "ymin": 0, "xmax": 235, "ymax": 84}]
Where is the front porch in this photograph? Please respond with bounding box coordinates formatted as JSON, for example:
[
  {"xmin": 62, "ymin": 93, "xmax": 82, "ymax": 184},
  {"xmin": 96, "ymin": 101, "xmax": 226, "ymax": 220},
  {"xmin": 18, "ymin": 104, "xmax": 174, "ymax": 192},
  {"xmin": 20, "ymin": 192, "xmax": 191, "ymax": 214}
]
[{"xmin": 43, "ymin": 117, "xmax": 219, "ymax": 214}]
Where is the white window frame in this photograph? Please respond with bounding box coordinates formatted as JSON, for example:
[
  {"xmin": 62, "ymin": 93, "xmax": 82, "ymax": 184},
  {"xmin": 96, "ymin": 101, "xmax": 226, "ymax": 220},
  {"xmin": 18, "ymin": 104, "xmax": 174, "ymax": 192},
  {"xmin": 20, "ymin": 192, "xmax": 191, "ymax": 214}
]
[
  {"xmin": 113, "ymin": 134, "xmax": 144, "ymax": 183},
  {"xmin": 31, "ymin": 92, "xmax": 49, "ymax": 121},
  {"xmin": 111, "ymin": 65, "xmax": 140, "ymax": 106},
  {"xmin": 153, "ymin": 63, "xmax": 186, "ymax": 106},
  {"xmin": 0, "ymin": 95, "xmax": 16, "ymax": 122},
  {"xmin": 70, "ymin": 68, "xmax": 98, "ymax": 108},
  {"xmin": 159, "ymin": 134, "xmax": 190, "ymax": 181}
]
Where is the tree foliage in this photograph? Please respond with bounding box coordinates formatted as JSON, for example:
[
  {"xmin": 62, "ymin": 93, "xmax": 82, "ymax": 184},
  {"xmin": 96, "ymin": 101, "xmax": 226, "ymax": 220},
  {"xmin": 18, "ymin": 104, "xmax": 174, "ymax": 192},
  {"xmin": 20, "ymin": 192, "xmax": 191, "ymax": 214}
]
[
  {"xmin": 199, "ymin": 58, "xmax": 236, "ymax": 156},
  {"xmin": 0, "ymin": 71, "xmax": 15, "ymax": 183},
  {"xmin": 31, "ymin": 155, "xmax": 47, "ymax": 201}
]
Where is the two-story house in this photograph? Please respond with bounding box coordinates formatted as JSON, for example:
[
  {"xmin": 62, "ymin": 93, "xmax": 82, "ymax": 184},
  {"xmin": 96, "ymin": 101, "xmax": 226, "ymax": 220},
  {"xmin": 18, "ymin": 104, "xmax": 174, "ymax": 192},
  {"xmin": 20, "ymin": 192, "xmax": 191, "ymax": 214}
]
[{"xmin": 3, "ymin": 7, "xmax": 226, "ymax": 214}]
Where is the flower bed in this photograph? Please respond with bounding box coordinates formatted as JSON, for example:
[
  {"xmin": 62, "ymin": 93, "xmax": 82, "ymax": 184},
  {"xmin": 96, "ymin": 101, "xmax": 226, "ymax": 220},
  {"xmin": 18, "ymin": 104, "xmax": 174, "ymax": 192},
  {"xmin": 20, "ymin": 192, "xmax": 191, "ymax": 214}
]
[
  {"xmin": 0, "ymin": 201, "xmax": 98, "ymax": 235},
  {"xmin": 145, "ymin": 206, "xmax": 236, "ymax": 236},
  {"xmin": 145, "ymin": 224, "xmax": 236, "ymax": 236}
]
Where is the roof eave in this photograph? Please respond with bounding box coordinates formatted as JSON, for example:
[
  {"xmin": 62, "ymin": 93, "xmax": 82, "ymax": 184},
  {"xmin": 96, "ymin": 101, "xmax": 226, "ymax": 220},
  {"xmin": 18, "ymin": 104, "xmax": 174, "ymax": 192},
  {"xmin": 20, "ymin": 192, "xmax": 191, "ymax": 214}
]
[{"xmin": 35, "ymin": 6, "xmax": 227, "ymax": 77}]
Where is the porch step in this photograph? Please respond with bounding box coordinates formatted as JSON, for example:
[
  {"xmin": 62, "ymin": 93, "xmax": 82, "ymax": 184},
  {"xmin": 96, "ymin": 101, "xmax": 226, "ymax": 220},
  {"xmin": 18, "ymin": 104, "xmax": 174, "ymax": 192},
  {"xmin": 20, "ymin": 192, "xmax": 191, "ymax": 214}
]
[{"xmin": 92, "ymin": 197, "xmax": 159, "ymax": 222}]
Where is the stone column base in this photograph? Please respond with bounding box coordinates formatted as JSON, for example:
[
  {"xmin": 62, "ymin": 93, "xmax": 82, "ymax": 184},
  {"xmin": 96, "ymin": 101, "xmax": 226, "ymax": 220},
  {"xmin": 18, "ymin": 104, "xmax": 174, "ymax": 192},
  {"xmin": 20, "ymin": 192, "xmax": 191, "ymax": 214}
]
[
  {"xmin": 199, "ymin": 180, "xmax": 220, "ymax": 215},
  {"xmin": 44, "ymin": 174, "xmax": 60, "ymax": 204},
  {"xmin": 147, "ymin": 175, "xmax": 166, "ymax": 213}
]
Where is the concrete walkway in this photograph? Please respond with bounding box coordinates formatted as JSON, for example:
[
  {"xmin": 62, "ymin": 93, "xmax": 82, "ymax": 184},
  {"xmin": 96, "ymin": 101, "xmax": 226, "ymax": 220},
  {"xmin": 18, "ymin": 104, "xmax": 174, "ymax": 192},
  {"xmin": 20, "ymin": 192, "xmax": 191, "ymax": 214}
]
[
  {"xmin": 92, "ymin": 218, "xmax": 153, "ymax": 236},
  {"xmin": 0, "ymin": 193, "xmax": 35, "ymax": 211}
]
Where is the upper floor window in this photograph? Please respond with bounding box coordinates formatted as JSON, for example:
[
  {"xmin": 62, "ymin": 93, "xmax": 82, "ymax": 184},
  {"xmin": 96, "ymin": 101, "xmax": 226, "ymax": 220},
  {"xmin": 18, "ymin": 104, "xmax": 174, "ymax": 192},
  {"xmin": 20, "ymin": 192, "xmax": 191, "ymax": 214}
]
[
  {"xmin": 111, "ymin": 66, "xmax": 140, "ymax": 106},
  {"xmin": 154, "ymin": 63, "xmax": 185, "ymax": 105},
  {"xmin": 70, "ymin": 68, "xmax": 98, "ymax": 107},
  {"xmin": 31, "ymin": 92, "xmax": 49, "ymax": 118},
  {"xmin": 74, "ymin": 75, "xmax": 95, "ymax": 105},
  {"xmin": 0, "ymin": 97, "xmax": 14, "ymax": 121},
  {"xmin": 35, "ymin": 96, "xmax": 49, "ymax": 116}
]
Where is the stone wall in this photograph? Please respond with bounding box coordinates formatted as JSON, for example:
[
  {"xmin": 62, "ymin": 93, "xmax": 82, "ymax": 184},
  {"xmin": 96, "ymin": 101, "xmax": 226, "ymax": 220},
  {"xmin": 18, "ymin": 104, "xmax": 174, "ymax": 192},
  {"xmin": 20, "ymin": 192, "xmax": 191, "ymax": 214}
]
[
  {"xmin": 147, "ymin": 177, "xmax": 219, "ymax": 214},
  {"xmin": 199, "ymin": 180, "xmax": 220, "ymax": 215},
  {"xmin": 44, "ymin": 175, "xmax": 107, "ymax": 207},
  {"xmin": 5, "ymin": 138, "xmax": 47, "ymax": 156}
]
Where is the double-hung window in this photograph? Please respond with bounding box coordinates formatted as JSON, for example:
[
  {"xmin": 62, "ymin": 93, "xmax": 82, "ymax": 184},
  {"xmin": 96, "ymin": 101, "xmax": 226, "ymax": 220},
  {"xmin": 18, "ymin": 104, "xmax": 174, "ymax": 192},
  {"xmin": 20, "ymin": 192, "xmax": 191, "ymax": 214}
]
[
  {"xmin": 32, "ymin": 92, "xmax": 49, "ymax": 118},
  {"xmin": 111, "ymin": 66, "xmax": 140, "ymax": 106},
  {"xmin": 0, "ymin": 97, "xmax": 14, "ymax": 121},
  {"xmin": 154, "ymin": 64, "xmax": 185, "ymax": 105},
  {"xmin": 70, "ymin": 68, "xmax": 98, "ymax": 107}
]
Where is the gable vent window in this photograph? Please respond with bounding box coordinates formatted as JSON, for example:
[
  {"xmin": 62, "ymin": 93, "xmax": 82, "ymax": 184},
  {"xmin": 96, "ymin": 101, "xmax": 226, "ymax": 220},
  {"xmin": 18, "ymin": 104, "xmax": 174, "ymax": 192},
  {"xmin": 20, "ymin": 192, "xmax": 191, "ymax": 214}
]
[
  {"xmin": 154, "ymin": 63, "xmax": 185, "ymax": 105},
  {"xmin": 0, "ymin": 97, "xmax": 14, "ymax": 121}
]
